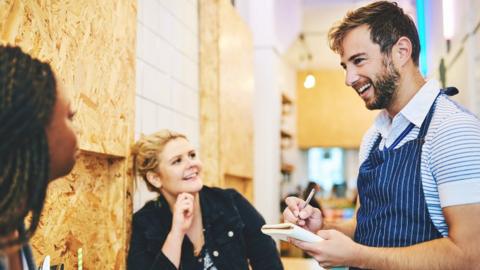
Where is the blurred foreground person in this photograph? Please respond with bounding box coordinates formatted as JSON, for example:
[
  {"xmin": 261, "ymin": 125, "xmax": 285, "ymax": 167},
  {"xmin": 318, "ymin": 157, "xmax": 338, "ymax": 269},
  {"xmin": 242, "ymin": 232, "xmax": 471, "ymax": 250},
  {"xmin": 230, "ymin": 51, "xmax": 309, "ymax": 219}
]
[{"xmin": 0, "ymin": 45, "xmax": 78, "ymax": 269}]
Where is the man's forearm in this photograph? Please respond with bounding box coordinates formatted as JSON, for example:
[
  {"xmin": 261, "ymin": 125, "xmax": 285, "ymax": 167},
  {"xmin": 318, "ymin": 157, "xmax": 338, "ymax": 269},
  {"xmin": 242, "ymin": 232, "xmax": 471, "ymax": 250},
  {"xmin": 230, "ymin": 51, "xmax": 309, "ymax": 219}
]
[
  {"xmin": 323, "ymin": 219, "xmax": 356, "ymax": 238},
  {"xmin": 356, "ymin": 237, "xmax": 474, "ymax": 270}
]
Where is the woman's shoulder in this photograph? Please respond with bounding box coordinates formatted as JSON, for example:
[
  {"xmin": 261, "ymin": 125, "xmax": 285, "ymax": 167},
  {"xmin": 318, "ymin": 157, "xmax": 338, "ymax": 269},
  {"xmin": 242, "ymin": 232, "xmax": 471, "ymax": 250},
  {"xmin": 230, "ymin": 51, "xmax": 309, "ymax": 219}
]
[
  {"xmin": 201, "ymin": 186, "xmax": 242, "ymax": 201},
  {"xmin": 131, "ymin": 198, "xmax": 172, "ymax": 238},
  {"xmin": 132, "ymin": 198, "xmax": 167, "ymax": 223},
  {"xmin": 201, "ymin": 185, "xmax": 233, "ymax": 195}
]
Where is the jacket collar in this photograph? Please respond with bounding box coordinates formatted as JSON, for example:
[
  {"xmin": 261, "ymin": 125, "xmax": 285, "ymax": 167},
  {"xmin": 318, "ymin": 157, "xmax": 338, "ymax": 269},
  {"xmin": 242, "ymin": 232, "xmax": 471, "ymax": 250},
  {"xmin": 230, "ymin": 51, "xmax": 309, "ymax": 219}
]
[
  {"xmin": 144, "ymin": 187, "xmax": 225, "ymax": 240},
  {"xmin": 199, "ymin": 187, "xmax": 225, "ymax": 227}
]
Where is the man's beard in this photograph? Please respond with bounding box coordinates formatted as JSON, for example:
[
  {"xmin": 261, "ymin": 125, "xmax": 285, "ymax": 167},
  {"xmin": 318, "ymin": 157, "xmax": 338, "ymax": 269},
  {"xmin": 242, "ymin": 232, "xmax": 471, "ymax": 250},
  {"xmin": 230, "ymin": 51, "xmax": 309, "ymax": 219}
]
[{"xmin": 367, "ymin": 58, "xmax": 400, "ymax": 110}]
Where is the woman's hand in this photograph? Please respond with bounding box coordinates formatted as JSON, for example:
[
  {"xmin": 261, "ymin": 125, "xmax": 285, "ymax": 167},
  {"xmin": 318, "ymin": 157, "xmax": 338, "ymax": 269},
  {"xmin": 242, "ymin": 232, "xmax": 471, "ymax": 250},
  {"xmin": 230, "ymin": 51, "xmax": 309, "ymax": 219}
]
[
  {"xmin": 170, "ymin": 192, "xmax": 195, "ymax": 235},
  {"xmin": 162, "ymin": 192, "xmax": 195, "ymax": 268}
]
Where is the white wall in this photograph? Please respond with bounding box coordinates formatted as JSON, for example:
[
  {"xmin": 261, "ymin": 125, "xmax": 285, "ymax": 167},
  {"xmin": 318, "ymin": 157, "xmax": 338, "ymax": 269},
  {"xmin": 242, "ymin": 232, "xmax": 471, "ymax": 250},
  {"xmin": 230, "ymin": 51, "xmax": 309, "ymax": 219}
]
[
  {"xmin": 134, "ymin": 0, "xmax": 199, "ymax": 212},
  {"xmin": 278, "ymin": 57, "xmax": 309, "ymax": 196},
  {"xmin": 235, "ymin": 0, "xmax": 303, "ymax": 224},
  {"xmin": 425, "ymin": 0, "xmax": 480, "ymax": 115}
]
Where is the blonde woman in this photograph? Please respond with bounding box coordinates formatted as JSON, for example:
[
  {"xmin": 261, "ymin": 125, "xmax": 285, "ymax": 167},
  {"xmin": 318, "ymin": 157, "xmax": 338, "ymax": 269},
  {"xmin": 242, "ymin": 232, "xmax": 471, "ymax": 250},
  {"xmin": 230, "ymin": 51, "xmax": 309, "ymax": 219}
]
[{"xmin": 127, "ymin": 130, "xmax": 283, "ymax": 270}]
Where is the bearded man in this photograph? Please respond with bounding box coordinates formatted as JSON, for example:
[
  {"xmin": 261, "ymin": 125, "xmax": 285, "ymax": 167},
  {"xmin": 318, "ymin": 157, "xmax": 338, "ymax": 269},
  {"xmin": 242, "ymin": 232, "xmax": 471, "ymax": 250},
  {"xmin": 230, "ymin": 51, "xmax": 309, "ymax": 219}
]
[{"xmin": 283, "ymin": 1, "xmax": 480, "ymax": 269}]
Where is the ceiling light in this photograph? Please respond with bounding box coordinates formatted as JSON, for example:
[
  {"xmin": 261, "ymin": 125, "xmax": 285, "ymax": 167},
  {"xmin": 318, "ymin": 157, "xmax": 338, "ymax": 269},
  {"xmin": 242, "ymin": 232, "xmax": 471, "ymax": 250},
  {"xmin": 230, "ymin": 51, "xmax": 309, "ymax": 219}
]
[
  {"xmin": 304, "ymin": 73, "xmax": 316, "ymax": 89},
  {"xmin": 442, "ymin": 0, "xmax": 454, "ymax": 40}
]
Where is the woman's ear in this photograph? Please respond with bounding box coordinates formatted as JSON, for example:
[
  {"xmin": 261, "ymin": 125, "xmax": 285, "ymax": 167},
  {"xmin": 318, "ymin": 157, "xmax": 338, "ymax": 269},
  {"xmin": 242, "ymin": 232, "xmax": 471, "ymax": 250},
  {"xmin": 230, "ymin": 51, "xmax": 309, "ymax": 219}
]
[
  {"xmin": 146, "ymin": 171, "xmax": 162, "ymax": 189},
  {"xmin": 392, "ymin": 36, "xmax": 412, "ymax": 67}
]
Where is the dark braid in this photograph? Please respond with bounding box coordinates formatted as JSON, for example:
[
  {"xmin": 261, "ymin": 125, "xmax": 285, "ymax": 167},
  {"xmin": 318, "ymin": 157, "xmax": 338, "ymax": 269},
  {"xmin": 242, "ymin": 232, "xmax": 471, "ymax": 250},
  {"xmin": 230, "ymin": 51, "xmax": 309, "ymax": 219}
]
[{"xmin": 0, "ymin": 45, "xmax": 57, "ymax": 249}]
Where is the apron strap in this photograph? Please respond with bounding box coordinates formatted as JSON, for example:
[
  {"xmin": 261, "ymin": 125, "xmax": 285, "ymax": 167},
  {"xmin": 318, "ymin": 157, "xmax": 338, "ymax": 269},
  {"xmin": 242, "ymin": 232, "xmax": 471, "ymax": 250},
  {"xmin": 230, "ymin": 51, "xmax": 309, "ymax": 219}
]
[
  {"xmin": 370, "ymin": 87, "xmax": 459, "ymax": 151},
  {"xmin": 440, "ymin": 86, "xmax": 459, "ymax": 96},
  {"xmin": 418, "ymin": 87, "xmax": 459, "ymax": 138},
  {"xmin": 384, "ymin": 123, "xmax": 415, "ymax": 150}
]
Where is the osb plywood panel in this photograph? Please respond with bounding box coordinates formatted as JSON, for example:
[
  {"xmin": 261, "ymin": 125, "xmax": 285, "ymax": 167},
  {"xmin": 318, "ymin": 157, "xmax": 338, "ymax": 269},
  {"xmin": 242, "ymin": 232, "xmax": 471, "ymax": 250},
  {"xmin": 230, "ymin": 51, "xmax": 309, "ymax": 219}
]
[
  {"xmin": 200, "ymin": 0, "xmax": 254, "ymax": 201},
  {"xmin": 219, "ymin": 0, "xmax": 254, "ymax": 179},
  {"xmin": 32, "ymin": 154, "xmax": 132, "ymax": 270},
  {"xmin": 199, "ymin": 0, "xmax": 221, "ymax": 188},
  {"xmin": 0, "ymin": 0, "xmax": 136, "ymax": 157},
  {"xmin": 0, "ymin": 0, "xmax": 136, "ymax": 269},
  {"xmin": 297, "ymin": 70, "xmax": 377, "ymax": 149}
]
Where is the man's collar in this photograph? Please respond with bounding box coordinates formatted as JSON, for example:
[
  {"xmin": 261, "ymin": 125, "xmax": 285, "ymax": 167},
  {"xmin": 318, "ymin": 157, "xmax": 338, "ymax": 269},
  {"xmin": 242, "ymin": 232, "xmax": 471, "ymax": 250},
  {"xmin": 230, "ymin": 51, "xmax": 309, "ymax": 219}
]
[
  {"xmin": 400, "ymin": 79, "xmax": 441, "ymax": 127},
  {"xmin": 374, "ymin": 79, "xmax": 441, "ymax": 131}
]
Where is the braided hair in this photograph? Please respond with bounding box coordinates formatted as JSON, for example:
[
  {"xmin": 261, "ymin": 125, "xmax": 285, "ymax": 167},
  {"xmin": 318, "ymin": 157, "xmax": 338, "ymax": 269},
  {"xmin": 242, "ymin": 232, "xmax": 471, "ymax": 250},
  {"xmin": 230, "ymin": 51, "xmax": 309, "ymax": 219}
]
[{"xmin": 0, "ymin": 45, "xmax": 57, "ymax": 249}]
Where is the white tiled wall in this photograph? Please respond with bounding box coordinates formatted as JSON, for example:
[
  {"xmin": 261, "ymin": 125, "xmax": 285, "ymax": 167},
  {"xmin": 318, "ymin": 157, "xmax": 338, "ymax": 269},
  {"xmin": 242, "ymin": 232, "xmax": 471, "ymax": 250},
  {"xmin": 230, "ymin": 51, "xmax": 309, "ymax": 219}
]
[
  {"xmin": 136, "ymin": 0, "xmax": 199, "ymax": 145},
  {"xmin": 134, "ymin": 0, "xmax": 199, "ymax": 211}
]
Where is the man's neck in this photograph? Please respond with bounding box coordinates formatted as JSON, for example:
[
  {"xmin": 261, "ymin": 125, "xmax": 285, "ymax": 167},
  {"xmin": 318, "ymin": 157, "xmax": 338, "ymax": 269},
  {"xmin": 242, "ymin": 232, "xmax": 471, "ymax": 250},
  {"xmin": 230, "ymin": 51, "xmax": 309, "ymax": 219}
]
[{"xmin": 386, "ymin": 68, "xmax": 426, "ymax": 118}]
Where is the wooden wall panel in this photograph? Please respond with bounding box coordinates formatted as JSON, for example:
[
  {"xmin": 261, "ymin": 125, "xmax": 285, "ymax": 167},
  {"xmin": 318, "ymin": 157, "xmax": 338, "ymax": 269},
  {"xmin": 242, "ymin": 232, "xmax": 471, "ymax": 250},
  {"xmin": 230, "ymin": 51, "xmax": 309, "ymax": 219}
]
[
  {"xmin": 200, "ymin": 0, "xmax": 254, "ymax": 200},
  {"xmin": 0, "ymin": 0, "xmax": 136, "ymax": 269},
  {"xmin": 32, "ymin": 154, "xmax": 130, "ymax": 269},
  {"xmin": 297, "ymin": 70, "xmax": 377, "ymax": 149},
  {"xmin": 218, "ymin": 1, "xmax": 254, "ymax": 179},
  {"xmin": 199, "ymin": 0, "xmax": 221, "ymax": 188},
  {"xmin": 0, "ymin": 0, "xmax": 136, "ymax": 157}
]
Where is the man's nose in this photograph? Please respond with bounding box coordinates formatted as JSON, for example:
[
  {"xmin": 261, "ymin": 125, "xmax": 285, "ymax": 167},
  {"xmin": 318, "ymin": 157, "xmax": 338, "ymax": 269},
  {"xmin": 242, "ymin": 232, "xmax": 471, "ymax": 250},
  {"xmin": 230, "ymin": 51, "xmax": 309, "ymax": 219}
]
[{"xmin": 345, "ymin": 67, "xmax": 359, "ymax": 87}]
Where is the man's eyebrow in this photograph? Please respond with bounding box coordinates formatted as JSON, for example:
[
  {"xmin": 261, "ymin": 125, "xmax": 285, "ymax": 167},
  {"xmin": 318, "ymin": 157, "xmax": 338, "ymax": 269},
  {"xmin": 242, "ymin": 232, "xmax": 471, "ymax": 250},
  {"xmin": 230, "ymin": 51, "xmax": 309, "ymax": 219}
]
[
  {"xmin": 348, "ymin": 53, "xmax": 367, "ymax": 62},
  {"xmin": 340, "ymin": 53, "xmax": 367, "ymax": 68}
]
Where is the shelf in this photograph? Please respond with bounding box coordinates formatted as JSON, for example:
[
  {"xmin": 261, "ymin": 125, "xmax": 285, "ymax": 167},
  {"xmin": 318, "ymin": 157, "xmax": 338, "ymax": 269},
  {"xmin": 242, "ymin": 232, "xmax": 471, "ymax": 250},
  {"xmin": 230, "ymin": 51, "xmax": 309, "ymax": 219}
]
[
  {"xmin": 281, "ymin": 163, "xmax": 295, "ymax": 174},
  {"xmin": 280, "ymin": 129, "xmax": 293, "ymax": 139},
  {"xmin": 281, "ymin": 92, "xmax": 294, "ymax": 115},
  {"xmin": 281, "ymin": 92, "xmax": 293, "ymax": 105}
]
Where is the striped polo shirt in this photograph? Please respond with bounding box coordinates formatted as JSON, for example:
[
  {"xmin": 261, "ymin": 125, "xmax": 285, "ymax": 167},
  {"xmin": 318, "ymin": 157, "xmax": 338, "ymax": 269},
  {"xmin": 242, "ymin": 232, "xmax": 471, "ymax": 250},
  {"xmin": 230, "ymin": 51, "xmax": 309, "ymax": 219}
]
[{"xmin": 359, "ymin": 79, "xmax": 480, "ymax": 236}]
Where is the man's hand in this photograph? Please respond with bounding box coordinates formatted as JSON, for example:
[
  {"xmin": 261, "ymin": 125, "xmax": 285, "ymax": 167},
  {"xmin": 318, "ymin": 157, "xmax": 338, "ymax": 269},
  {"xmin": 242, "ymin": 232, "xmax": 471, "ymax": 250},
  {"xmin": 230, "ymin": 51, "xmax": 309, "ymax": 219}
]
[
  {"xmin": 289, "ymin": 229, "xmax": 364, "ymax": 268},
  {"xmin": 283, "ymin": 196, "xmax": 323, "ymax": 233}
]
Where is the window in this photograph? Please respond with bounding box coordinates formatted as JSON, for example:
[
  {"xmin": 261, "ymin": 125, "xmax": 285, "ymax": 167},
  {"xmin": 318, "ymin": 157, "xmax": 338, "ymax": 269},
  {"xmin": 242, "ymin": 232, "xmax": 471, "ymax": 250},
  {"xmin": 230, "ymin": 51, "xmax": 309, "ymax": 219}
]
[{"xmin": 307, "ymin": 147, "xmax": 345, "ymax": 194}]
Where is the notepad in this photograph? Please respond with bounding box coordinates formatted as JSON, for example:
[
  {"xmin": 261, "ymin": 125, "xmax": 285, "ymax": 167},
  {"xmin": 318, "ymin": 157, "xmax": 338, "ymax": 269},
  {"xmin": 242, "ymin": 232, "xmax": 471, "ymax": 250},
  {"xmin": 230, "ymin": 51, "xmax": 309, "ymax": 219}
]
[{"xmin": 261, "ymin": 222, "xmax": 324, "ymax": 243}]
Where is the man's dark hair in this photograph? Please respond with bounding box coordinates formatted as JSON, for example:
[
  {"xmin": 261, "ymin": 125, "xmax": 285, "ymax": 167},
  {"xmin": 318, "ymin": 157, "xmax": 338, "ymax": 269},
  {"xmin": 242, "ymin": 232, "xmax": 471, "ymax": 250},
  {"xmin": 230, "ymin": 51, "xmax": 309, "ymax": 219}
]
[
  {"xmin": 328, "ymin": 1, "xmax": 421, "ymax": 66},
  {"xmin": 0, "ymin": 45, "xmax": 57, "ymax": 248}
]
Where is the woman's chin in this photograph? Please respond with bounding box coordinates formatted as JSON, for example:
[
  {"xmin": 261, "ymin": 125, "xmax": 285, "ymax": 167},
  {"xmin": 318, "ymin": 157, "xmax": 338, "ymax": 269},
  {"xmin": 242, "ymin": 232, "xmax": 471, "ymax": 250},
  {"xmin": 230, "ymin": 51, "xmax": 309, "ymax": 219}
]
[{"xmin": 181, "ymin": 179, "xmax": 203, "ymax": 193}]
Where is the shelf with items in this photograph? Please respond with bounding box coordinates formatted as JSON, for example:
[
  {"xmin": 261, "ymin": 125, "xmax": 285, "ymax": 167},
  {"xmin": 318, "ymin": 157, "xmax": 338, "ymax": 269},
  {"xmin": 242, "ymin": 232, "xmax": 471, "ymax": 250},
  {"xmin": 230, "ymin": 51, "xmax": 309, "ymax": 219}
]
[
  {"xmin": 280, "ymin": 90, "xmax": 295, "ymax": 191},
  {"xmin": 281, "ymin": 163, "xmax": 295, "ymax": 175},
  {"xmin": 281, "ymin": 92, "xmax": 294, "ymax": 115},
  {"xmin": 280, "ymin": 128, "xmax": 293, "ymax": 138},
  {"xmin": 280, "ymin": 128, "xmax": 294, "ymax": 149},
  {"xmin": 281, "ymin": 91, "xmax": 295, "ymax": 150}
]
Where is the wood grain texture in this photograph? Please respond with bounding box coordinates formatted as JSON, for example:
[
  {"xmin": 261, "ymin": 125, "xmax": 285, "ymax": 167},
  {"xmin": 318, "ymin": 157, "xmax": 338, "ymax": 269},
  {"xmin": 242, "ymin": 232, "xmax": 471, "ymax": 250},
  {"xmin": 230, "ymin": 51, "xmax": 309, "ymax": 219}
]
[
  {"xmin": 218, "ymin": 0, "xmax": 254, "ymax": 179},
  {"xmin": 199, "ymin": 0, "xmax": 254, "ymax": 200},
  {"xmin": 32, "ymin": 154, "xmax": 132, "ymax": 269},
  {"xmin": 0, "ymin": 0, "xmax": 136, "ymax": 157},
  {"xmin": 199, "ymin": 0, "xmax": 221, "ymax": 188},
  {"xmin": 0, "ymin": 0, "xmax": 136, "ymax": 269}
]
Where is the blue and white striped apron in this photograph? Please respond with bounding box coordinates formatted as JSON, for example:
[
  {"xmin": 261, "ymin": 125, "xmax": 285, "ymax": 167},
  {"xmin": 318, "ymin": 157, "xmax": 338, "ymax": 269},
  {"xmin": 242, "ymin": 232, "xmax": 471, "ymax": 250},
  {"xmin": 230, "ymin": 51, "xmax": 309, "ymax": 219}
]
[{"xmin": 353, "ymin": 91, "xmax": 454, "ymax": 265}]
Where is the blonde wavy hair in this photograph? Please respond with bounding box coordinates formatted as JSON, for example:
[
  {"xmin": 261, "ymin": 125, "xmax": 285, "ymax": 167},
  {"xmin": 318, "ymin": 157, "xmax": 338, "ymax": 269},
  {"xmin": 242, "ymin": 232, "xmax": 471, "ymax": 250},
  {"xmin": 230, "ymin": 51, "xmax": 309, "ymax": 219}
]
[{"xmin": 131, "ymin": 129, "xmax": 187, "ymax": 191}]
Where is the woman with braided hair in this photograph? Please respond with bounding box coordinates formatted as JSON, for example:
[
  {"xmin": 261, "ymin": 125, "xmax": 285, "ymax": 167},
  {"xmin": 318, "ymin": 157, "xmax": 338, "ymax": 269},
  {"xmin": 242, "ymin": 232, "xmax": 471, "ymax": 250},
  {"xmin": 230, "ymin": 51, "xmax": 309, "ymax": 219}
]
[{"xmin": 0, "ymin": 45, "xmax": 78, "ymax": 270}]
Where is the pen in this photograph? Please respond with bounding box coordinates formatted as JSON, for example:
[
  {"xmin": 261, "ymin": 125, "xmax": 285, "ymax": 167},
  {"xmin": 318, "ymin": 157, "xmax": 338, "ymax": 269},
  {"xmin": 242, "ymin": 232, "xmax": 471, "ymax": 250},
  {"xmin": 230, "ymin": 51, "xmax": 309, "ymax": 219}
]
[{"xmin": 300, "ymin": 188, "xmax": 315, "ymax": 212}]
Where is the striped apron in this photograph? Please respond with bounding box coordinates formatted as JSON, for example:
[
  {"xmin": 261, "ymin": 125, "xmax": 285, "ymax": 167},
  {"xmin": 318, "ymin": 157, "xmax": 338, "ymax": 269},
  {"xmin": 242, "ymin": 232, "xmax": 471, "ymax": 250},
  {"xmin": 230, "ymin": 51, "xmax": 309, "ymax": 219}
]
[{"xmin": 352, "ymin": 90, "xmax": 457, "ymax": 268}]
